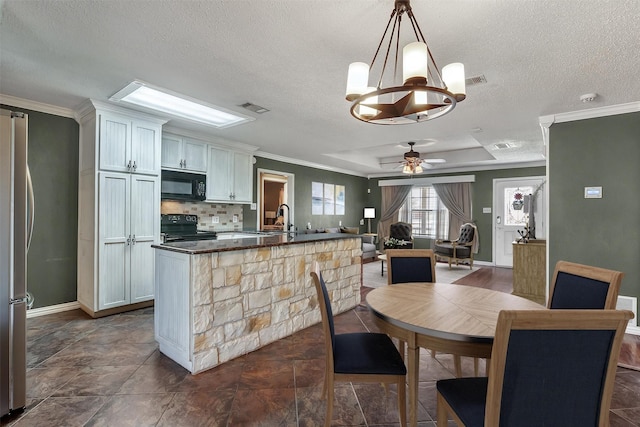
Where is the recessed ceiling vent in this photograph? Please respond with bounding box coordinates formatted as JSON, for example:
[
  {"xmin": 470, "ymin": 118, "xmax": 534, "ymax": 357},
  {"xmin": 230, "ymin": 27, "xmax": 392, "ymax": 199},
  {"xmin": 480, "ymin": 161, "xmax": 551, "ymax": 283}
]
[
  {"xmin": 465, "ymin": 74, "xmax": 487, "ymax": 86},
  {"xmin": 493, "ymin": 142, "xmax": 517, "ymax": 150},
  {"xmin": 240, "ymin": 102, "xmax": 270, "ymax": 114}
]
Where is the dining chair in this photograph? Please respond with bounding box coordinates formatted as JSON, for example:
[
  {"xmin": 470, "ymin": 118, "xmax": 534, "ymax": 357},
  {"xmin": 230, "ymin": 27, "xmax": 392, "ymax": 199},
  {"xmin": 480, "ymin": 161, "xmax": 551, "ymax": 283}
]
[
  {"xmin": 310, "ymin": 262, "xmax": 407, "ymax": 427},
  {"xmin": 386, "ymin": 249, "xmax": 436, "ymax": 286},
  {"xmin": 548, "ymin": 260, "xmax": 624, "ymax": 309},
  {"xmin": 436, "ymin": 309, "xmax": 633, "ymax": 427}
]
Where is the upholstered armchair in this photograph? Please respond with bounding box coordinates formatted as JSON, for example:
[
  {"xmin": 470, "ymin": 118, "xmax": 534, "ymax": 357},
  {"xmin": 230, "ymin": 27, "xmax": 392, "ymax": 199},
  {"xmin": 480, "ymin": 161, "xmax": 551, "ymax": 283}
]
[
  {"xmin": 386, "ymin": 221, "xmax": 414, "ymax": 249},
  {"xmin": 434, "ymin": 223, "xmax": 476, "ymax": 269}
]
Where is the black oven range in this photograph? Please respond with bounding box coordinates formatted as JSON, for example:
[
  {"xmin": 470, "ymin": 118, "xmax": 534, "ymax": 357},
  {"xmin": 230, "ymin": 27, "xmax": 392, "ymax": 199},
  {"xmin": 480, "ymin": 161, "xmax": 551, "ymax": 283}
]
[{"xmin": 161, "ymin": 214, "xmax": 217, "ymax": 242}]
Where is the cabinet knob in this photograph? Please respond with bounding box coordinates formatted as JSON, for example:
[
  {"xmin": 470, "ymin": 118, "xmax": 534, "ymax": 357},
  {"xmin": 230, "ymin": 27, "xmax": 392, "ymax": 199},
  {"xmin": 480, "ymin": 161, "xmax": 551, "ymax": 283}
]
[
  {"xmin": 126, "ymin": 235, "xmax": 131, "ymax": 245},
  {"xmin": 132, "ymin": 161, "xmax": 137, "ymax": 171},
  {"xmin": 183, "ymin": 159, "xmax": 187, "ymax": 168},
  {"xmin": 132, "ymin": 235, "xmax": 136, "ymax": 245},
  {"xmin": 180, "ymin": 159, "xmax": 184, "ymax": 168},
  {"xmin": 127, "ymin": 160, "xmax": 132, "ymax": 171}
]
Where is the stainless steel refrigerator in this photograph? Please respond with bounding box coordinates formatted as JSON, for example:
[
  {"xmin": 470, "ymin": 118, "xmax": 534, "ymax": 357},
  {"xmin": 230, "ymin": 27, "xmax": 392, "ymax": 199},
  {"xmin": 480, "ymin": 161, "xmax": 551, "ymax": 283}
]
[{"xmin": 1, "ymin": 109, "xmax": 32, "ymax": 417}]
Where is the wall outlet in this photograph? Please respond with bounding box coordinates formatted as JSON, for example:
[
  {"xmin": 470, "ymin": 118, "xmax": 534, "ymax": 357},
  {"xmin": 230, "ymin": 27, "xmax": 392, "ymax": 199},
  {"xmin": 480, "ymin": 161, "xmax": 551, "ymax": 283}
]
[
  {"xmin": 483, "ymin": 207, "xmax": 492, "ymax": 213},
  {"xmin": 360, "ymin": 219, "xmax": 365, "ymax": 225},
  {"xmin": 339, "ymin": 220, "xmax": 342, "ymax": 226},
  {"xmin": 232, "ymin": 214, "xmax": 238, "ymax": 223},
  {"xmin": 250, "ymin": 203, "xmax": 257, "ymax": 210},
  {"xmin": 212, "ymin": 216, "xmax": 219, "ymax": 224},
  {"xmin": 307, "ymin": 222, "xmax": 311, "ymax": 229}
]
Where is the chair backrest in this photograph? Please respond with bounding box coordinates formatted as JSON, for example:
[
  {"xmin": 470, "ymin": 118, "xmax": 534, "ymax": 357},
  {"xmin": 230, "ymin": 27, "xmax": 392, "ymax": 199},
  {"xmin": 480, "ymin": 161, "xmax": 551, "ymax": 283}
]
[
  {"xmin": 389, "ymin": 222, "xmax": 412, "ymax": 241},
  {"xmin": 548, "ymin": 260, "xmax": 624, "ymax": 309},
  {"xmin": 310, "ymin": 262, "xmax": 335, "ymax": 368},
  {"xmin": 386, "ymin": 249, "xmax": 436, "ymax": 285},
  {"xmin": 485, "ymin": 309, "xmax": 633, "ymax": 426},
  {"xmin": 456, "ymin": 223, "xmax": 475, "ymax": 245}
]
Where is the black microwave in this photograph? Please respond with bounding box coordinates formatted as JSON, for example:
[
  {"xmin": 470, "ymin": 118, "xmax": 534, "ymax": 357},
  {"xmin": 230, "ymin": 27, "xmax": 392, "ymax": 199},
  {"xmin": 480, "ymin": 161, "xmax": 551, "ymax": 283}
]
[{"xmin": 161, "ymin": 170, "xmax": 206, "ymax": 201}]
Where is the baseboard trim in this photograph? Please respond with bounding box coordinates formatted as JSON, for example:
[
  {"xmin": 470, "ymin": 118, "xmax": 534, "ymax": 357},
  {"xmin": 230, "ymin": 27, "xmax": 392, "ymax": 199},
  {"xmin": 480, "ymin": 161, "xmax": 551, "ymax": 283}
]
[{"xmin": 27, "ymin": 301, "xmax": 81, "ymax": 318}]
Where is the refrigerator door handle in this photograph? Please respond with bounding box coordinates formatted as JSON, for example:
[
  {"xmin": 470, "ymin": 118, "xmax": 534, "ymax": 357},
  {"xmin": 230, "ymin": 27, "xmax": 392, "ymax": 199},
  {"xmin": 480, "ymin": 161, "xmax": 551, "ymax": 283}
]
[{"xmin": 27, "ymin": 167, "xmax": 34, "ymax": 251}]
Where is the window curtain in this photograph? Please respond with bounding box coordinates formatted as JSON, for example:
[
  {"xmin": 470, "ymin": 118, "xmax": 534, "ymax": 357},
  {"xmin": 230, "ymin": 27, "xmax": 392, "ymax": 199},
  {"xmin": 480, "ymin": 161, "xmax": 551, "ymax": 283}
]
[
  {"xmin": 433, "ymin": 182, "xmax": 478, "ymax": 253},
  {"xmin": 377, "ymin": 185, "xmax": 412, "ymax": 250}
]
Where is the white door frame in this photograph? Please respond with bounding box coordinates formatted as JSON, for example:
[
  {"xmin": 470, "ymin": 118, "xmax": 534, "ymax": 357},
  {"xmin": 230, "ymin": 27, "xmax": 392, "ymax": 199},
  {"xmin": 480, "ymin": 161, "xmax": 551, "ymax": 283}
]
[
  {"xmin": 493, "ymin": 176, "xmax": 546, "ymax": 267},
  {"xmin": 256, "ymin": 168, "xmax": 295, "ymax": 231}
]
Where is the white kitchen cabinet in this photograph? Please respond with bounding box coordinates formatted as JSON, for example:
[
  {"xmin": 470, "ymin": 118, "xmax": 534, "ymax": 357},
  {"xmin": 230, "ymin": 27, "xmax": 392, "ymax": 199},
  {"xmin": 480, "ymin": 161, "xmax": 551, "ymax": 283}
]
[
  {"xmin": 99, "ymin": 111, "xmax": 161, "ymax": 175},
  {"xmin": 77, "ymin": 100, "xmax": 165, "ymax": 317},
  {"xmin": 161, "ymin": 134, "xmax": 207, "ymax": 173},
  {"xmin": 97, "ymin": 173, "xmax": 159, "ymax": 310},
  {"xmin": 206, "ymin": 146, "xmax": 253, "ymax": 204}
]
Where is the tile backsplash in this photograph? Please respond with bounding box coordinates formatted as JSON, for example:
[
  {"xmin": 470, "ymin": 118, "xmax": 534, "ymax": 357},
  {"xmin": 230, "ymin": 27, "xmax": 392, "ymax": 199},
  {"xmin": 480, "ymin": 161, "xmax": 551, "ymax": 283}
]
[{"xmin": 161, "ymin": 200, "xmax": 244, "ymax": 231}]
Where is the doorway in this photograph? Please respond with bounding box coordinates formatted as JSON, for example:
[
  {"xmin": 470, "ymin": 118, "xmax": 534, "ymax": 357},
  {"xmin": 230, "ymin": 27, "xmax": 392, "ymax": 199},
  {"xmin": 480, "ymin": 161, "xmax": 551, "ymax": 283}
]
[
  {"xmin": 493, "ymin": 176, "xmax": 545, "ymax": 267},
  {"xmin": 257, "ymin": 169, "xmax": 295, "ymax": 231}
]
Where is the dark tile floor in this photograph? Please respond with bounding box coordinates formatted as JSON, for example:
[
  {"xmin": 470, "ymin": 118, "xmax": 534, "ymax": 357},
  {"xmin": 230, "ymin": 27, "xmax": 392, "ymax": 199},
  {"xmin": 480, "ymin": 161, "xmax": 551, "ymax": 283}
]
[{"xmin": 3, "ymin": 270, "xmax": 640, "ymax": 426}]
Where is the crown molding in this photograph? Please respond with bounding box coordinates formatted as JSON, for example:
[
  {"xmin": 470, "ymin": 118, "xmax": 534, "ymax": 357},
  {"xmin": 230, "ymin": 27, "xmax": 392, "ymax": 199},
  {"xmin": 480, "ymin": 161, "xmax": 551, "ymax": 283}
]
[
  {"xmin": 163, "ymin": 125, "xmax": 259, "ymax": 153},
  {"xmin": 0, "ymin": 94, "xmax": 76, "ymax": 118},
  {"xmin": 254, "ymin": 151, "xmax": 368, "ymax": 178},
  {"xmin": 539, "ymin": 101, "xmax": 640, "ymax": 126}
]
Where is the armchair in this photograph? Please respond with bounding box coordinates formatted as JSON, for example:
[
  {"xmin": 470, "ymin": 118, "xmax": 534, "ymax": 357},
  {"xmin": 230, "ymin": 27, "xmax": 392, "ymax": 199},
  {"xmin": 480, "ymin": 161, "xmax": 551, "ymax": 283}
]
[
  {"xmin": 387, "ymin": 222, "xmax": 414, "ymax": 249},
  {"xmin": 434, "ymin": 223, "xmax": 476, "ymax": 269}
]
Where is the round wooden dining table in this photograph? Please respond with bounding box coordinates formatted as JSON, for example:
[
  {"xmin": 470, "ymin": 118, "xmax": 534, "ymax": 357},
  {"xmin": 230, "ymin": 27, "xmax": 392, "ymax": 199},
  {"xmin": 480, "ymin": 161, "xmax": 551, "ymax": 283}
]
[{"xmin": 366, "ymin": 282, "xmax": 545, "ymax": 427}]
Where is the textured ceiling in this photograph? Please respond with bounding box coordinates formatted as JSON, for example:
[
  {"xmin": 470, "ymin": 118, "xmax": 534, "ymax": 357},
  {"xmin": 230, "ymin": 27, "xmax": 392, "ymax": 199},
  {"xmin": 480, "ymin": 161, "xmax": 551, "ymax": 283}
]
[{"xmin": 1, "ymin": 0, "xmax": 639, "ymax": 177}]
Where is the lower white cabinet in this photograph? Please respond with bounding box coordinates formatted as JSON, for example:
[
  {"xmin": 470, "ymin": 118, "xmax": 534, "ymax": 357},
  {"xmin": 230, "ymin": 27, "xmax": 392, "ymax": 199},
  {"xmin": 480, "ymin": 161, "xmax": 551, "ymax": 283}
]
[
  {"xmin": 206, "ymin": 147, "xmax": 253, "ymax": 204},
  {"xmin": 97, "ymin": 172, "xmax": 159, "ymax": 310},
  {"xmin": 154, "ymin": 249, "xmax": 192, "ymax": 371}
]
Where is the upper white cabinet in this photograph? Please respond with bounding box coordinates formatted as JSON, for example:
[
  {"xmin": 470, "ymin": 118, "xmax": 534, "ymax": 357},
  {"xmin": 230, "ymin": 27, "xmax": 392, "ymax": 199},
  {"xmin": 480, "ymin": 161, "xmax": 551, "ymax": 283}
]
[
  {"xmin": 161, "ymin": 134, "xmax": 207, "ymax": 173},
  {"xmin": 206, "ymin": 146, "xmax": 253, "ymax": 204},
  {"xmin": 99, "ymin": 112, "xmax": 161, "ymax": 175}
]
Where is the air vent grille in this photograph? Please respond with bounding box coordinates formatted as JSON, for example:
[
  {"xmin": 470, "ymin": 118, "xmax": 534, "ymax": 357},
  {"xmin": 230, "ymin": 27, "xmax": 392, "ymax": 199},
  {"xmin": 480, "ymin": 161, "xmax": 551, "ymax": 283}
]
[
  {"xmin": 493, "ymin": 142, "xmax": 516, "ymax": 150},
  {"xmin": 240, "ymin": 102, "xmax": 270, "ymax": 114},
  {"xmin": 465, "ymin": 74, "xmax": 487, "ymax": 86}
]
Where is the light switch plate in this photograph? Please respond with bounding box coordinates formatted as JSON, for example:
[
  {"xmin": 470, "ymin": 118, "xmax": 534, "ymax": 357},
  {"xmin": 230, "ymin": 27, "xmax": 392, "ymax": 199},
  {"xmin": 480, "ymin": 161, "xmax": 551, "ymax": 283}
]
[
  {"xmin": 212, "ymin": 216, "xmax": 219, "ymax": 224},
  {"xmin": 250, "ymin": 203, "xmax": 257, "ymax": 210},
  {"xmin": 584, "ymin": 186, "xmax": 602, "ymax": 198},
  {"xmin": 483, "ymin": 207, "xmax": 492, "ymax": 213}
]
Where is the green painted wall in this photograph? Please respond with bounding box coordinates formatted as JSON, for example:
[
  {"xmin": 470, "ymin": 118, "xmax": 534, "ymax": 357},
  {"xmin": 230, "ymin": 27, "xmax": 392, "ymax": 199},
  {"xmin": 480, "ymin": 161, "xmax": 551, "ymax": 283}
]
[
  {"xmin": 2, "ymin": 105, "xmax": 79, "ymax": 308},
  {"xmin": 366, "ymin": 166, "xmax": 546, "ymax": 262},
  {"xmin": 549, "ymin": 111, "xmax": 640, "ymax": 302},
  {"xmin": 245, "ymin": 157, "xmax": 371, "ymax": 232}
]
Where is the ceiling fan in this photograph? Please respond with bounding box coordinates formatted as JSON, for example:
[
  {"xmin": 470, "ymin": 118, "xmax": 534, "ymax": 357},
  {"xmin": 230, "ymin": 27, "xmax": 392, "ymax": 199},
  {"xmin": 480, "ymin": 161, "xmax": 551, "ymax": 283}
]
[{"xmin": 381, "ymin": 142, "xmax": 446, "ymax": 174}]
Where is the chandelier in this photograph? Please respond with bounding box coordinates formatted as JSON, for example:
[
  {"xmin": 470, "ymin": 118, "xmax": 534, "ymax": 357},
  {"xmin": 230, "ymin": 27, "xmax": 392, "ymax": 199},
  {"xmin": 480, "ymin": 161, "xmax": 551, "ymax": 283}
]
[{"xmin": 345, "ymin": 0, "xmax": 466, "ymax": 125}]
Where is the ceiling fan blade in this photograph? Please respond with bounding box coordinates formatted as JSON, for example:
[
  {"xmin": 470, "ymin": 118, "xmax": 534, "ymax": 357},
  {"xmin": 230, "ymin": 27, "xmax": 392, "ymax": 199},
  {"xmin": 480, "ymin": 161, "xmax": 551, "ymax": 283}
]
[{"xmin": 422, "ymin": 158, "xmax": 446, "ymax": 164}]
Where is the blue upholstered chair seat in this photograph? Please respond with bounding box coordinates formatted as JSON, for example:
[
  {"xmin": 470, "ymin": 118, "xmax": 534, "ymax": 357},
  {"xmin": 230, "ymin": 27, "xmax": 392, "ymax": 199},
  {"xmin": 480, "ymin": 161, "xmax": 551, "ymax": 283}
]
[
  {"xmin": 334, "ymin": 333, "xmax": 407, "ymax": 375},
  {"xmin": 437, "ymin": 377, "xmax": 488, "ymax": 427}
]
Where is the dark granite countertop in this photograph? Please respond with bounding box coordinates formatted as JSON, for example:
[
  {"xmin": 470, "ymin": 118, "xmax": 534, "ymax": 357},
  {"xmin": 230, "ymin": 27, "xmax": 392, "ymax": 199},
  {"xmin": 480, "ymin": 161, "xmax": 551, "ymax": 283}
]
[{"xmin": 152, "ymin": 232, "xmax": 361, "ymax": 254}]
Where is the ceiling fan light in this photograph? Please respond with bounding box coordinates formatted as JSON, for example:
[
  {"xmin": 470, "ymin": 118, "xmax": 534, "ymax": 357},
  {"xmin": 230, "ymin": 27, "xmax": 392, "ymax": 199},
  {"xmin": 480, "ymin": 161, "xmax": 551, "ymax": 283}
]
[
  {"xmin": 442, "ymin": 62, "xmax": 466, "ymax": 99},
  {"xmin": 346, "ymin": 62, "xmax": 370, "ymax": 101},
  {"xmin": 402, "ymin": 164, "xmax": 413, "ymax": 174},
  {"xmin": 415, "ymin": 164, "xmax": 423, "ymax": 173},
  {"xmin": 403, "ymin": 42, "xmax": 429, "ymax": 85}
]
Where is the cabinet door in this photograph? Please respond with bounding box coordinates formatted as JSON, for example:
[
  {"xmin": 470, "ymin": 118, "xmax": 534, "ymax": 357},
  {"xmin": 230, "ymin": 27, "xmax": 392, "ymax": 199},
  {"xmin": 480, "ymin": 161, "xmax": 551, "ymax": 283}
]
[
  {"xmin": 161, "ymin": 135, "xmax": 183, "ymax": 170},
  {"xmin": 132, "ymin": 120, "xmax": 161, "ymax": 175},
  {"xmin": 99, "ymin": 113, "xmax": 131, "ymax": 172},
  {"xmin": 98, "ymin": 172, "xmax": 130, "ymax": 309},
  {"xmin": 130, "ymin": 175, "xmax": 159, "ymax": 303},
  {"xmin": 183, "ymin": 139, "xmax": 207, "ymax": 172},
  {"xmin": 206, "ymin": 146, "xmax": 231, "ymax": 201},
  {"xmin": 233, "ymin": 151, "xmax": 253, "ymax": 203}
]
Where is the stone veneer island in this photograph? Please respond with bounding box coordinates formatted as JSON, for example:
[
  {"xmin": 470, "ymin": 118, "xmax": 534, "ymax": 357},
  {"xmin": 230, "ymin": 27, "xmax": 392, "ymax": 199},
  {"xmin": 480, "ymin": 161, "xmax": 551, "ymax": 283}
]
[{"xmin": 152, "ymin": 233, "xmax": 362, "ymax": 373}]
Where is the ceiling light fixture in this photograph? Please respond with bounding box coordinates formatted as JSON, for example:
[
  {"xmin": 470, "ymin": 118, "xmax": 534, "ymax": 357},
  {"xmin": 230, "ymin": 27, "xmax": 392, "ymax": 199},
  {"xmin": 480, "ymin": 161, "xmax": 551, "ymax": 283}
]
[
  {"xmin": 110, "ymin": 81, "xmax": 254, "ymax": 129},
  {"xmin": 345, "ymin": 0, "xmax": 466, "ymax": 125}
]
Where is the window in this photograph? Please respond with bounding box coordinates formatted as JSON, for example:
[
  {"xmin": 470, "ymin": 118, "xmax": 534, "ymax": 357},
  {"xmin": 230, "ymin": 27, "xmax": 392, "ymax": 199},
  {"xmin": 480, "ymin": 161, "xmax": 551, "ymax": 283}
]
[{"xmin": 398, "ymin": 186, "xmax": 449, "ymax": 239}]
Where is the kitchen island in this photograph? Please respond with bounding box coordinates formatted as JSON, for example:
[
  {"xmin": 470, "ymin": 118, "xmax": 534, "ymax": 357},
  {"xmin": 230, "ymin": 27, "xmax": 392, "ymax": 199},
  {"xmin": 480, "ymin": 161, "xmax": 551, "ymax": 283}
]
[{"xmin": 152, "ymin": 233, "xmax": 362, "ymax": 373}]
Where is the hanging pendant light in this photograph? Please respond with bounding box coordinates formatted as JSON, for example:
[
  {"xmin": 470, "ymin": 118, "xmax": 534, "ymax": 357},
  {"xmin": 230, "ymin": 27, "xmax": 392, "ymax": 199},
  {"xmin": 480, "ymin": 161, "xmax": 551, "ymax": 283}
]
[{"xmin": 345, "ymin": 0, "xmax": 466, "ymax": 125}]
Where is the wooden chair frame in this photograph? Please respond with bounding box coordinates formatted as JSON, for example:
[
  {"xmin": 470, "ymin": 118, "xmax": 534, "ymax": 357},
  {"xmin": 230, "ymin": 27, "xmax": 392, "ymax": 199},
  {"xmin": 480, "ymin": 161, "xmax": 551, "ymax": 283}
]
[
  {"xmin": 386, "ymin": 249, "xmax": 436, "ymax": 286},
  {"xmin": 311, "ymin": 263, "xmax": 406, "ymax": 427},
  {"xmin": 435, "ymin": 223, "xmax": 476, "ymax": 270},
  {"xmin": 437, "ymin": 309, "xmax": 633, "ymax": 426},
  {"xmin": 548, "ymin": 260, "xmax": 624, "ymax": 309}
]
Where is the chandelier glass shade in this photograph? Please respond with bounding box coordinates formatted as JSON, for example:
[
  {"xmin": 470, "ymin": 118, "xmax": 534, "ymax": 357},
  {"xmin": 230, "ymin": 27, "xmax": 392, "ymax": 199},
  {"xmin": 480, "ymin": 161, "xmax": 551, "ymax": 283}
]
[{"xmin": 345, "ymin": 0, "xmax": 466, "ymax": 125}]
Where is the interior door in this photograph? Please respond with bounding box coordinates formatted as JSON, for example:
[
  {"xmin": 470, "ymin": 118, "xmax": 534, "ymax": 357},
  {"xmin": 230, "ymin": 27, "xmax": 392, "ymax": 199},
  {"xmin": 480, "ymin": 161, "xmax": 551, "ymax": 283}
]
[{"xmin": 494, "ymin": 177, "xmax": 545, "ymax": 267}]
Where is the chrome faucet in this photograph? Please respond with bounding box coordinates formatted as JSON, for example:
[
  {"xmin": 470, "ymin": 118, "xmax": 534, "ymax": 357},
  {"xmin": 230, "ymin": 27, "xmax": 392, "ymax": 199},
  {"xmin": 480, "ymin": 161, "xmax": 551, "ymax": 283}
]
[{"xmin": 277, "ymin": 203, "xmax": 294, "ymax": 233}]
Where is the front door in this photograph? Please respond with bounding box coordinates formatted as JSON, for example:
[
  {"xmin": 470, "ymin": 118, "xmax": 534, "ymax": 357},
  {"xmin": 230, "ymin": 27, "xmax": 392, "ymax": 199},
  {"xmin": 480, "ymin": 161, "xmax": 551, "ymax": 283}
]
[{"xmin": 494, "ymin": 177, "xmax": 545, "ymax": 267}]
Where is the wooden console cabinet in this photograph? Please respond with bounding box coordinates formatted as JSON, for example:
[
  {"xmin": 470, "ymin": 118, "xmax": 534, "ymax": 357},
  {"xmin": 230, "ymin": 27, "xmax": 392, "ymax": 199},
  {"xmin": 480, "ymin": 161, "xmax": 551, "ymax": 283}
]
[{"xmin": 512, "ymin": 240, "xmax": 546, "ymax": 305}]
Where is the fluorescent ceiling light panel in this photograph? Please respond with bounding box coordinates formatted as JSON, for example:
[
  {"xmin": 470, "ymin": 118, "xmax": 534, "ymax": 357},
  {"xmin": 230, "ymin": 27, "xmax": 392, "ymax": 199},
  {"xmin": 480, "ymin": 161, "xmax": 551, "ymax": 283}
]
[{"xmin": 110, "ymin": 81, "xmax": 254, "ymax": 129}]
